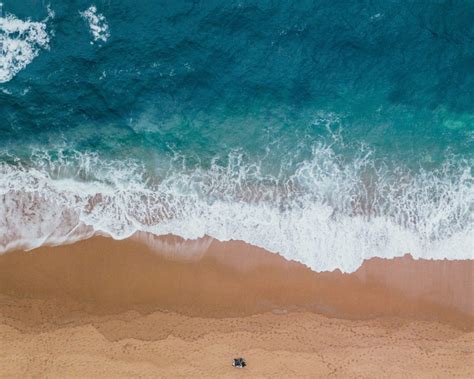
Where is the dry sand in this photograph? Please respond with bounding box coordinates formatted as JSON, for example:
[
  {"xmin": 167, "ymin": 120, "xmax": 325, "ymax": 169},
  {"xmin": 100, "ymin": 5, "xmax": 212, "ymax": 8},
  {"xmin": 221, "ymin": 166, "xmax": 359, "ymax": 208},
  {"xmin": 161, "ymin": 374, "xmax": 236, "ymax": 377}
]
[{"xmin": 0, "ymin": 235, "xmax": 473, "ymax": 377}]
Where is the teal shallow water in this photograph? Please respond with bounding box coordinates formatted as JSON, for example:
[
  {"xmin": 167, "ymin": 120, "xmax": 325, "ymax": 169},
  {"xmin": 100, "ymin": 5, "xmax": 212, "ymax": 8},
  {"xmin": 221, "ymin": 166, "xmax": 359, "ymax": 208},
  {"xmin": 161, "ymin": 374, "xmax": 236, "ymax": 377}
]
[{"xmin": 0, "ymin": 1, "xmax": 472, "ymax": 271}]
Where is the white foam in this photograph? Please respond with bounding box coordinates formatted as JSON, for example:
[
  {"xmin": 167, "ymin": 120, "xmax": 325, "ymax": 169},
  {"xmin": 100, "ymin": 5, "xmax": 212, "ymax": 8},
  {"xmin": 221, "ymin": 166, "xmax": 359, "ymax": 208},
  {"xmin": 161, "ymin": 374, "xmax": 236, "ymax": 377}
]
[
  {"xmin": 0, "ymin": 7, "xmax": 52, "ymax": 83},
  {"xmin": 0, "ymin": 148, "xmax": 472, "ymax": 272},
  {"xmin": 80, "ymin": 5, "xmax": 109, "ymax": 43}
]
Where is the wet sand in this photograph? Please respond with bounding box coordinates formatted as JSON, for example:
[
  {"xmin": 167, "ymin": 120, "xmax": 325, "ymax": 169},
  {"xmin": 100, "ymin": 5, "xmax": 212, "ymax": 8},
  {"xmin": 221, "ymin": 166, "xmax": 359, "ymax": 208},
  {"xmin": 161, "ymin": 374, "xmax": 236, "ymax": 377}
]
[{"xmin": 0, "ymin": 235, "xmax": 473, "ymax": 377}]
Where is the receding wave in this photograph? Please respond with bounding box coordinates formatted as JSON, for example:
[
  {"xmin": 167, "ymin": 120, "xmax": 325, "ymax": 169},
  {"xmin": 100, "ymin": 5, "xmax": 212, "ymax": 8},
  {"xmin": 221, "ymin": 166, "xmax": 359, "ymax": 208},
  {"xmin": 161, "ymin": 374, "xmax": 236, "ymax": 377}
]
[{"xmin": 0, "ymin": 147, "xmax": 472, "ymax": 272}]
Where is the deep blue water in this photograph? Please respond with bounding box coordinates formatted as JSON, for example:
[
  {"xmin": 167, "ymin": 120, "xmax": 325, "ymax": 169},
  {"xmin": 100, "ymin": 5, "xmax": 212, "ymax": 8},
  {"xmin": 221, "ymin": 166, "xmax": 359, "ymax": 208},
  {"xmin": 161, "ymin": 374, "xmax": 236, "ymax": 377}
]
[{"xmin": 0, "ymin": 1, "xmax": 472, "ymax": 271}]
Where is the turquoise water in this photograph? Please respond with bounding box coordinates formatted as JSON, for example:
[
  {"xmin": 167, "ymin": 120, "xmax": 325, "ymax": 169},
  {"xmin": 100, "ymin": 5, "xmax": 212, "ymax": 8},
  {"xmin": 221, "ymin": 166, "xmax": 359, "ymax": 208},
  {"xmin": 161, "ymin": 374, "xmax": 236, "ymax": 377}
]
[{"xmin": 0, "ymin": 1, "xmax": 472, "ymax": 271}]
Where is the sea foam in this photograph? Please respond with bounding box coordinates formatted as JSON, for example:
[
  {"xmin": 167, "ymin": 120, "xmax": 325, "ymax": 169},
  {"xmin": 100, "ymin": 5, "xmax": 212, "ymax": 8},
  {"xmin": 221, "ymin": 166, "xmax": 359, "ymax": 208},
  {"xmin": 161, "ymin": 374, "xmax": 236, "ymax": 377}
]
[
  {"xmin": 0, "ymin": 148, "xmax": 472, "ymax": 272},
  {"xmin": 80, "ymin": 5, "xmax": 109, "ymax": 43},
  {"xmin": 0, "ymin": 5, "xmax": 53, "ymax": 83}
]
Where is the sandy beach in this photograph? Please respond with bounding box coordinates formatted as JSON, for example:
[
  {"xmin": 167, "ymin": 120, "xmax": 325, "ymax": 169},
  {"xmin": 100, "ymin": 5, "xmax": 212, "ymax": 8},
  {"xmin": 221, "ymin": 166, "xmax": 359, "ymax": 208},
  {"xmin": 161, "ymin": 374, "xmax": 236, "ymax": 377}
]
[
  {"xmin": 0, "ymin": 235, "xmax": 472, "ymax": 377},
  {"xmin": 2, "ymin": 1, "xmax": 473, "ymax": 377}
]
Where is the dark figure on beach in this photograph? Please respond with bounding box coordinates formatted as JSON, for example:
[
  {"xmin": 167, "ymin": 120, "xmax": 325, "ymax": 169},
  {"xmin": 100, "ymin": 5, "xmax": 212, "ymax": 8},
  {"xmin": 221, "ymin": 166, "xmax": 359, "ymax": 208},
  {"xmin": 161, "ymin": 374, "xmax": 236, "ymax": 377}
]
[{"xmin": 233, "ymin": 358, "xmax": 246, "ymax": 368}]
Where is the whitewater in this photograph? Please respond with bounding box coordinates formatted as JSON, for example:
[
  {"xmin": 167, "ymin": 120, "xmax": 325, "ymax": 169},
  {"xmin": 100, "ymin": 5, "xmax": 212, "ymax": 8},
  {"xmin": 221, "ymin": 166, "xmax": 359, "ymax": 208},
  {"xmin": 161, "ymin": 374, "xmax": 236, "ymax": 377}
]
[
  {"xmin": 0, "ymin": 147, "xmax": 471, "ymax": 273},
  {"xmin": 0, "ymin": 4, "xmax": 53, "ymax": 83}
]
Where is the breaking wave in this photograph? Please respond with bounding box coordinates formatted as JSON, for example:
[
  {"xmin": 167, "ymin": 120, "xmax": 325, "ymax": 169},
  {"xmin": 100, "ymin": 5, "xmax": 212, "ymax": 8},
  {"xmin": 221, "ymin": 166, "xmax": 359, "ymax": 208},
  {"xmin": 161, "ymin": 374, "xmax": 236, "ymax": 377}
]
[{"xmin": 0, "ymin": 147, "xmax": 471, "ymax": 272}]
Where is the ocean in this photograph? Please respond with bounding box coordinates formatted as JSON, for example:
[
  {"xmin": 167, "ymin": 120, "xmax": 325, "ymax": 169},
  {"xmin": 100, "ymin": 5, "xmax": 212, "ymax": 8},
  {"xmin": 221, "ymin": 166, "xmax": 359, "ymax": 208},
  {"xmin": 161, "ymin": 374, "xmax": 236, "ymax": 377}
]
[{"xmin": 0, "ymin": 0, "xmax": 472, "ymax": 272}]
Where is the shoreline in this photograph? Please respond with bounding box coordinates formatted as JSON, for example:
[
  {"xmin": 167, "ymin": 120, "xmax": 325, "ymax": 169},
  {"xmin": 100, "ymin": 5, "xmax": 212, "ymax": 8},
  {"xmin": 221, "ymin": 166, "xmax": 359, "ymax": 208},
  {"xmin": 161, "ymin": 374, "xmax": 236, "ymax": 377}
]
[
  {"xmin": 0, "ymin": 234, "xmax": 472, "ymax": 325},
  {"xmin": 0, "ymin": 234, "xmax": 472, "ymax": 376}
]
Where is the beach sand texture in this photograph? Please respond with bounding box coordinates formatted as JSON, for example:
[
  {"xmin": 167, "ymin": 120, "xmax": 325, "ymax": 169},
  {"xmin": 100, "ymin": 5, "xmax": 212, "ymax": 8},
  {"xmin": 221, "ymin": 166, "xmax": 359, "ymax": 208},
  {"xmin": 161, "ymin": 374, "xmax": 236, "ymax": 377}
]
[{"xmin": 0, "ymin": 235, "xmax": 472, "ymax": 377}]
